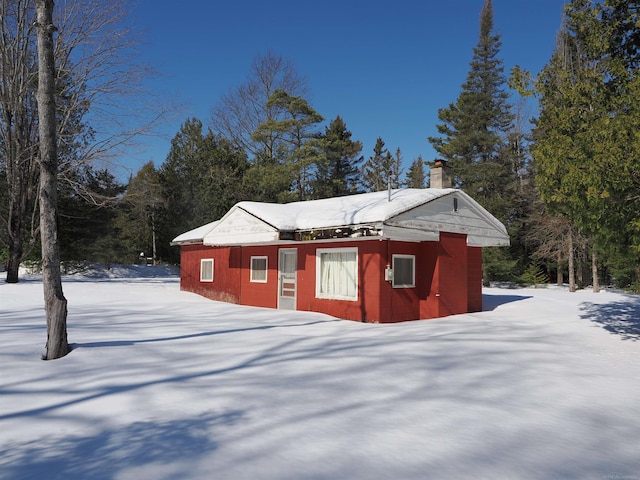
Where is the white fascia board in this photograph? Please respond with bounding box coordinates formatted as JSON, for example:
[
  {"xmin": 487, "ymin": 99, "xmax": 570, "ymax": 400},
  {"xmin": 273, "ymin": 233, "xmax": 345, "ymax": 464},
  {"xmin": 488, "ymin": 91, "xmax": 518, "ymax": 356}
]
[{"xmin": 203, "ymin": 207, "xmax": 278, "ymax": 246}]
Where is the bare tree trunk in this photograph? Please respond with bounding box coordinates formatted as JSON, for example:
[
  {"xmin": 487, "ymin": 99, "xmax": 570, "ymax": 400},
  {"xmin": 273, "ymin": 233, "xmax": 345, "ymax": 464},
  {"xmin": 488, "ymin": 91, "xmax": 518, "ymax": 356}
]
[
  {"xmin": 568, "ymin": 229, "xmax": 576, "ymax": 292},
  {"xmin": 35, "ymin": 0, "xmax": 69, "ymax": 360},
  {"xmin": 592, "ymin": 249, "xmax": 600, "ymax": 293}
]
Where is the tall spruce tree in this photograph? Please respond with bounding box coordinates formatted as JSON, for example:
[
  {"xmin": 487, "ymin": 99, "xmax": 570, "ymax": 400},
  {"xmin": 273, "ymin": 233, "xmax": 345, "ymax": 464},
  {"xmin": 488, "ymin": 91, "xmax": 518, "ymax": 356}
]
[
  {"xmin": 428, "ymin": 0, "xmax": 522, "ymax": 282},
  {"xmin": 311, "ymin": 115, "xmax": 363, "ymax": 199}
]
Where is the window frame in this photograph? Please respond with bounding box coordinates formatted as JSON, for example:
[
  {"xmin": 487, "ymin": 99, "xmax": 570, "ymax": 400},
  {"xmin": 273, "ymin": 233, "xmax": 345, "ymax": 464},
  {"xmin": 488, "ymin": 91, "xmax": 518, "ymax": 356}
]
[
  {"xmin": 200, "ymin": 258, "xmax": 214, "ymax": 282},
  {"xmin": 315, "ymin": 247, "xmax": 358, "ymax": 301},
  {"xmin": 392, "ymin": 254, "xmax": 415, "ymax": 288},
  {"xmin": 250, "ymin": 256, "xmax": 268, "ymax": 283}
]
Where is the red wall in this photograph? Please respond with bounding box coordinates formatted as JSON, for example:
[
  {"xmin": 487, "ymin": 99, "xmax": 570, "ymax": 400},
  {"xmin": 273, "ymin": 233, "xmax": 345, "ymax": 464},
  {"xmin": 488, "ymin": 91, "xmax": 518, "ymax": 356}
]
[
  {"xmin": 179, "ymin": 235, "xmax": 477, "ymax": 323},
  {"xmin": 180, "ymin": 244, "xmax": 241, "ymax": 303},
  {"xmin": 436, "ymin": 232, "xmax": 469, "ymax": 317},
  {"xmin": 239, "ymin": 246, "xmax": 279, "ymax": 309},
  {"xmin": 296, "ymin": 240, "xmax": 388, "ymax": 323},
  {"xmin": 467, "ymin": 246, "xmax": 483, "ymax": 312}
]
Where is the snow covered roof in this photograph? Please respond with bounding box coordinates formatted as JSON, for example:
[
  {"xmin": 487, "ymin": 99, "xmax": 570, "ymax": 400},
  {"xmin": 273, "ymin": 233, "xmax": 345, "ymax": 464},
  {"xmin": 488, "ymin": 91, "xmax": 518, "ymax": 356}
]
[
  {"xmin": 235, "ymin": 188, "xmax": 456, "ymax": 231},
  {"xmin": 171, "ymin": 188, "xmax": 510, "ymax": 247},
  {"xmin": 170, "ymin": 220, "xmax": 220, "ymax": 245}
]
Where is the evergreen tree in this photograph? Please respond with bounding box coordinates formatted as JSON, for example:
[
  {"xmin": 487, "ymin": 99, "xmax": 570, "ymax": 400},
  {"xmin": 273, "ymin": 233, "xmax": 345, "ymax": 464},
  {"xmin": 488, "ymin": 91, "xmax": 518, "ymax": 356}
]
[
  {"xmin": 117, "ymin": 161, "xmax": 163, "ymax": 264},
  {"xmin": 158, "ymin": 118, "xmax": 249, "ymax": 261},
  {"xmin": 404, "ymin": 155, "xmax": 427, "ymax": 188},
  {"xmin": 252, "ymin": 89, "xmax": 324, "ymax": 201},
  {"xmin": 428, "ymin": 0, "xmax": 513, "ymax": 194},
  {"xmin": 361, "ymin": 137, "xmax": 393, "ymax": 192},
  {"xmin": 311, "ymin": 116, "xmax": 363, "ymax": 199},
  {"xmin": 391, "ymin": 148, "xmax": 404, "ymax": 189},
  {"xmin": 428, "ymin": 0, "xmax": 524, "ymax": 283},
  {"xmin": 57, "ymin": 166, "xmax": 126, "ymax": 267},
  {"xmin": 532, "ymin": 0, "xmax": 640, "ymax": 289}
]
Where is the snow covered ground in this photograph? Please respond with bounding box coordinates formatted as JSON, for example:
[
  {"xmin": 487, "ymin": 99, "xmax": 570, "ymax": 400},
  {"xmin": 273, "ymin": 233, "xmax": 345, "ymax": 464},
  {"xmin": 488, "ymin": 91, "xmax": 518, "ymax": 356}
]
[{"xmin": 1, "ymin": 266, "xmax": 639, "ymax": 480}]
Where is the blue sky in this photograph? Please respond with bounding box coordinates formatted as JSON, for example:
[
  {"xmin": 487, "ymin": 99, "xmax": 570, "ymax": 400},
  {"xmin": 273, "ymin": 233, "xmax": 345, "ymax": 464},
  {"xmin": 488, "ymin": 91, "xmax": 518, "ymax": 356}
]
[{"xmin": 127, "ymin": 0, "xmax": 566, "ymax": 179}]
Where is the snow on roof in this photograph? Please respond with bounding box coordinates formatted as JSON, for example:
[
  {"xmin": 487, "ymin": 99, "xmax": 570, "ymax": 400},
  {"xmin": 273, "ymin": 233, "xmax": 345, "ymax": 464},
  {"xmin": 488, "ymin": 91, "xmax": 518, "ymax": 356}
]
[
  {"xmin": 235, "ymin": 188, "xmax": 456, "ymax": 231},
  {"xmin": 171, "ymin": 220, "xmax": 220, "ymax": 245},
  {"xmin": 172, "ymin": 188, "xmax": 509, "ymax": 247}
]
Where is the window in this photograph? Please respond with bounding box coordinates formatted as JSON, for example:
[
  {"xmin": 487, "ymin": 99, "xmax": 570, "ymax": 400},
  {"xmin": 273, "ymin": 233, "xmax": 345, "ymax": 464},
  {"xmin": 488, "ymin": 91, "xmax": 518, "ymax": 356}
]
[
  {"xmin": 200, "ymin": 258, "xmax": 214, "ymax": 282},
  {"xmin": 250, "ymin": 256, "xmax": 268, "ymax": 283},
  {"xmin": 316, "ymin": 247, "xmax": 358, "ymax": 301},
  {"xmin": 392, "ymin": 254, "xmax": 415, "ymax": 288}
]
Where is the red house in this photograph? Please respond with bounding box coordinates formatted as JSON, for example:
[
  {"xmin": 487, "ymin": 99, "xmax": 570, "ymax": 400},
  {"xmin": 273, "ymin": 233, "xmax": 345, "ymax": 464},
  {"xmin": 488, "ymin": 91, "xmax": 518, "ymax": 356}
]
[{"xmin": 172, "ymin": 176, "xmax": 509, "ymax": 323}]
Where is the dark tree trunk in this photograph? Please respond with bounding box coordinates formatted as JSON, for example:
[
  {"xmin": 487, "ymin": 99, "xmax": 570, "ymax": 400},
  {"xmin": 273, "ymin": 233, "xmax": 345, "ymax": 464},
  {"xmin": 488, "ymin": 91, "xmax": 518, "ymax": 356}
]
[
  {"xmin": 35, "ymin": 0, "xmax": 69, "ymax": 360},
  {"xmin": 5, "ymin": 233, "xmax": 23, "ymax": 283}
]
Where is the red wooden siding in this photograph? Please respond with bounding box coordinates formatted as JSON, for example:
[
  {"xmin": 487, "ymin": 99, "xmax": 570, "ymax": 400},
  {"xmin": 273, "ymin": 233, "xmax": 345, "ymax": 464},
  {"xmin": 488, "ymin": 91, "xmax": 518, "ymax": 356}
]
[
  {"xmin": 179, "ymin": 235, "xmax": 478, "ymax": 323},
  {"xmin": 434, "ymin": 232, "xmax": 469, "ymax": 317},
  {"xmin": 297, "ymin": 240, "xmax": 387, "ymax": 323},
  {"xmin": 467, "ymin": 246, "xmax": 483, "ymax": 312},
  {"xmin": 239, "ymin": 246, "xmax": 278, "ymax": 309},
  {"xmin": 180, "ymin": 244, "xmax": 241, "ymax": 303}
]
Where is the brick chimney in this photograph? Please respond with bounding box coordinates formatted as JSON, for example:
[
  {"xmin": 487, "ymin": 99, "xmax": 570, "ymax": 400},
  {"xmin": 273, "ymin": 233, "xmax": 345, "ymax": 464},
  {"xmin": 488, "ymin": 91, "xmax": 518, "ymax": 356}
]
[{"xmin": 430, "ymin": 159, "xmax": 452, "ymax": 189}]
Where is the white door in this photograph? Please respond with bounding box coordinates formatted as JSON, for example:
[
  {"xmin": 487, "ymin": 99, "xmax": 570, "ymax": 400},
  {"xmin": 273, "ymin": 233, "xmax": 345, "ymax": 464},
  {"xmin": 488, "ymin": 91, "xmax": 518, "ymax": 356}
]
[{"xmin": 278, "ymin": 249, "xmax": 297, "ymax": 310}]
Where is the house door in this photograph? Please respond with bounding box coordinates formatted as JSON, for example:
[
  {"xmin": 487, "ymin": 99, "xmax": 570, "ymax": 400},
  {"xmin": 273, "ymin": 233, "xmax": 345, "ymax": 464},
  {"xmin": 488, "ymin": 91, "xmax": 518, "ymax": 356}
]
[{"xmin": 278, "ymin": 249, "xmax": 297, "ymax": 310}]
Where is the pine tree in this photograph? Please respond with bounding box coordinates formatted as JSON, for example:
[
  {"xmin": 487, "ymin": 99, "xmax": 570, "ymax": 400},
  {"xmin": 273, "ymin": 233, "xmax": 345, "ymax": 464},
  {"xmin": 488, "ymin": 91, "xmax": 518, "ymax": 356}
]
[
  {"xmin": 117, "ymin": 161, "xmax": 162, "ymax": 264},
  {"xmin": 311, "ymin": 116, "xmax": 363, "ymax": 199},
  {"xmin": 252, "ymin": 89, "xmax": 323, "ymax": 201},
  {"xmin": 404, "ymin": 155, "xmax": 426, "ymax": 188},
  {"xmin": 391, "ymin": 148, "xmax": 404, "ymax": 189},
  {"xmin": 58, "ymin": 167, "xmax": 126, "ymax": 267},
  {"xmin": 361, "ymin": 137, "xmax": 393, "ymax": 192},
  {"xmin": 158, "ymin": 118, "xmax": 249, "ymax": 261}
]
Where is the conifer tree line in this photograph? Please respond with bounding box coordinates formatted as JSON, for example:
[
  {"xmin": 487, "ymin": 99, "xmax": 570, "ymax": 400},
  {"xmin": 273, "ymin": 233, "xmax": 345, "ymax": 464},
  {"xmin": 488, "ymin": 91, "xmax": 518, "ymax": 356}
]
[{"xmin": 1, "ymin": 0, "xmax": 638, "ymax": 291}]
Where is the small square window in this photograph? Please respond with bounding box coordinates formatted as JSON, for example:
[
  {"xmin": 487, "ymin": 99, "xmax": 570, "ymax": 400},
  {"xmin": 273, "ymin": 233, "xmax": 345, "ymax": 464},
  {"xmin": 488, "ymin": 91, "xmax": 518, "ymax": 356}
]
[
  {"xmin": 392, "ymin": 255, "xmax": 415, "ymax": 288},
  {"xmin": 250, "ymin": 256, "xmax": 268, "ymax": 283},
  {"xmin": 200, "ymin": 258, "xmax": 214, "ymax": 282}
]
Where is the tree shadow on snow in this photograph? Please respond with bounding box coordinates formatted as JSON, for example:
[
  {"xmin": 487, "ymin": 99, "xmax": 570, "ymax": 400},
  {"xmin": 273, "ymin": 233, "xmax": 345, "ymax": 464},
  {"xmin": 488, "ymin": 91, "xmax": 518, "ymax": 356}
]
[
  {"xmin": 70, "ymin": 319, "xmax": 338, "ymax": 350},
  {"xmin": 580, "ymin": 297, "xmax": 640, "ymax": 341},
  {"xmin": 482, "ymin": 293, "xmax": 532, "ymax": 311},
  {"xmin": 0, "ymin": 410, "xmax": 242, "ymax": 480}
]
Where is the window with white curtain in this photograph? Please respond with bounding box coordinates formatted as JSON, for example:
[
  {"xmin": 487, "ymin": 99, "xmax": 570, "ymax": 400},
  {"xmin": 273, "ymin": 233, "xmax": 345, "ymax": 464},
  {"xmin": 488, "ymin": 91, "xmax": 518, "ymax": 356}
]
[
  {"xmin": 316, "ymin": 247, "xmax": 358, "ymax": 301},
  {"xmin": 392, "ymin": 254, "xmax": 415, "ymax": 288},
  {"xmin": 250, "ymin": 256, "xmax": 268, "ymax": 283},
  {"xmin": 200, "ymin": 258, "xmax": 214, "ymax": 282}
]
